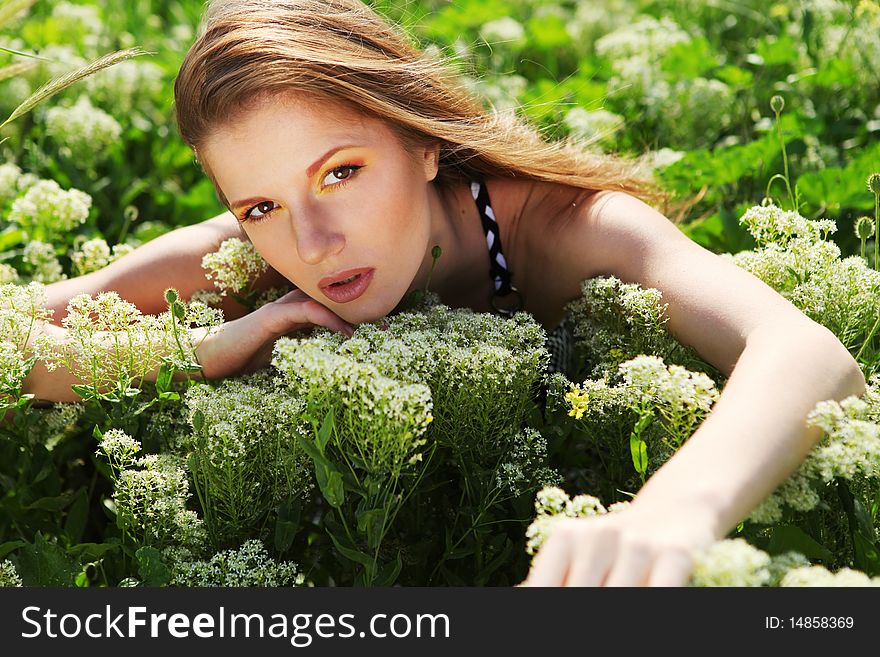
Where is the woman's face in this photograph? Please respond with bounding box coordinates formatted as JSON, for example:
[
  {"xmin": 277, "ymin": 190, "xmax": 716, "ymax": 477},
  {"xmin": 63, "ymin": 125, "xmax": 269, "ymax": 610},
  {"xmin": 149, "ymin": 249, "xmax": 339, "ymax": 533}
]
[{"xmin": 199, "ymin": 93, "xmax": 440, "ymax": 324}]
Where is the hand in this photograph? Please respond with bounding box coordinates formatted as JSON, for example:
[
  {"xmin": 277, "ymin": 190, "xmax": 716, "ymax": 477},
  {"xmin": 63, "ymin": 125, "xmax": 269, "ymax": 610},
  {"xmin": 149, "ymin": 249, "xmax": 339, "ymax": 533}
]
[
  {"xmin": 194, "ymin": 288, "xmax": 354, "ymax": 379},
  {"xmin": 519, "ymin": 502, "xmax": 718, "ymax": 587}
]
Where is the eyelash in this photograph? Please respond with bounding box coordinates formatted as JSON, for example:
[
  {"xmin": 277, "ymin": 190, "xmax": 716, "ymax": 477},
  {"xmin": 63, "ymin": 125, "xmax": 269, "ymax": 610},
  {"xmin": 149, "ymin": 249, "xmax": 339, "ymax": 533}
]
[{"xmin": 241, "ymin": 163, "xmax": 364, "ymax": 224}]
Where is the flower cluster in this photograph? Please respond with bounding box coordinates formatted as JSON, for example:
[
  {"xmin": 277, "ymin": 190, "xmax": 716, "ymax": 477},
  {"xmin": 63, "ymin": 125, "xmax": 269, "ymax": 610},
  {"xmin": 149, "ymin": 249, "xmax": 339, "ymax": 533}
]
[
  {"xmin": 595, "ymin": 16, "xmax": 691, "ymax": 70},
  {"xmin": 645, "ymin": 78, "xmax": 735, "ymax": 148},
  {"xmin": 739, "ymin": 203, "xmax": 837, "ymax": 247},
  {"xmin": 690, "ymin": 538, "xmax": 771, "ymax": 587},
  {"xmin": 23, "ymin": 241, "xmax": 65, "ymax": 284},
  {"xmin": 780, "ymin": 565, "xmax": 880, "ymax": 587},
  {"xmin": 495, "ymin": 428, "xmax": 561, "ymax": 496},
  {"xmin": 41, "ymin": 291, "xmax": 222, "ymax": 397},
  {"xmin": 109, "ymin": 450, "xmax": 206, "ymax": 550},
  {"xmin": 294, "ymin": 304, "xmax": 549, "ymax": 461},
  {"xmin": 45, "ymin": 96, "xmax": 122, "ymax": 164},
  {"xmin": 183, "ymin": 371, "xmax": 312, "ymax": 538},
  {"xmin": 525, "ymin": 486, "xmax": 625, "ymax": 556},
  {"xmin": 8, "ymin": 179, "xmax": 92, "ymax": 239},
  {"xmin": 97, "ymin": 428, "xmax": 142, "ymax": 476},
  {"xmin": 273, "ymin": 338, "xmax": 433, "ymax": 475},
  {"xmin": 0, "ymin": 282, "xmax": 53, "ymax": 401},
  {"xmin": 71, "ymin": 238, "xmax": 134, "ymax": 276},
  {"xmin": 566, "ymin": 0, "xmax": 636, "ymax": 49},
  {"xmin": 748, "ymin": 393, "xmax": 880, "ymax": 524},
  {"xmin": 619, "ymin": 355, "xmax": 719, "ymax": 416},
  {"xmin": 201, "ymin": 238, "xmax": 268, "ymax": 297},
  {"xmin": 727, "ymin": 206, "xmax": 880, "ymax": 352},
  {"xmin": 479, "ymin": 17, "xmax": 527, "ymax": 49},
  {"xmin": 563, "ymin": 107, "xmax": 625, "ymax": 150},
  {"xmin": 0, "ymin": 162, "xmax": 23, "ymax": 206},
  {"xmin": 0, "ymin": 265, "xmax": 19, "ymax": 285},
  {"xmin": 167, "ymin": 540, "xmax": 304, "ymax": 587},
  {"xmin": 85, "ymin": 60, "xmax": 165, "ymax": 114},
  {"xmin": 566, "ymin": 276, "xmax": 695, "ymax": 379},
  {"xmin": 0, "ymin": 560, "xmax": 22, "ymax": 587}
]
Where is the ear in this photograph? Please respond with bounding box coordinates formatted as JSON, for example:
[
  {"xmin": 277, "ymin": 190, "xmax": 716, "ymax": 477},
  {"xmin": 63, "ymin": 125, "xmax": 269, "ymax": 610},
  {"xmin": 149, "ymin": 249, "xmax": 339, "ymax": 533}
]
[{"xmin": 421, "ymin": 141, "xmax": 441, "ymax": 182}]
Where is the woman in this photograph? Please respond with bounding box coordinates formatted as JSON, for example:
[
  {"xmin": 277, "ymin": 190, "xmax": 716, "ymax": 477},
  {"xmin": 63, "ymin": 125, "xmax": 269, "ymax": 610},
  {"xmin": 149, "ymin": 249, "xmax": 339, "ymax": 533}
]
[{"xmin": 27, "ymin": 0, "xmax": 865, "ymax": 586}]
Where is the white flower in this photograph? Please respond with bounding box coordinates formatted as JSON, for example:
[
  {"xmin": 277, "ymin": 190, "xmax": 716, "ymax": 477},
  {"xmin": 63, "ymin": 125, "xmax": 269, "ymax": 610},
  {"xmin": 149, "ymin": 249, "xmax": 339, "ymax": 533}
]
[
  {"xmin": 169, "ymin": 540, "xmax": 304, "ymax": 587},
  {"xmin": 564, "ymin": 108, "xmax": 624, "ymax": 148},
  {"xmin": 691, "ymin": 539, "xmax": 771, "ymax": 587},
  {"xmin": 0, "ymin": 560, "xmax": 22, "ymax": 587},
  {"xmin": 45, "ymin": 96, "xmax": 122, "ymax": 163},
  {"xmin": 201, "ymin": 238, "xmax": 268, "ymax": 295},
  {"xmin": 0, "ymin": 162, "xmax": 22, "ymax": 205},
  {"xmin": 9, "ymin": 180, "xmax": 92, "ymax": 237},
  {"xmin": 480, "ymin": 18, "xmax": 526, "ymax": 46}
]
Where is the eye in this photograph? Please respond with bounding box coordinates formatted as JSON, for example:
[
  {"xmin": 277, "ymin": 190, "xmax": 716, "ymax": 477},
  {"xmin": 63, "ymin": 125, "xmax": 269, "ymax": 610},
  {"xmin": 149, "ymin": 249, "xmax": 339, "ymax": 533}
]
[
  {"xmin": 321, "ymin": 164, "xmax": 362, "ymax": 189},
  {"xmin": 244, "ymin": 200, "xmax": 279, "ymax": 222}
]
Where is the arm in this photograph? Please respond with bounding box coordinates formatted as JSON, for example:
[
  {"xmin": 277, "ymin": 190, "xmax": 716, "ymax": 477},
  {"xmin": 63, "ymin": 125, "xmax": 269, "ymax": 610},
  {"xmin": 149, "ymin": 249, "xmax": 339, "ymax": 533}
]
[
  {"xmin": 44, "ymin": 211, "xmax": 290, "ymax": 324},
  {"xmin": 24, "ymin": 288, "xmax": 355, "ymax": 403},
  {"xmin": 523, "ymin": 191, "xmax": 865, "ymax": 586}
]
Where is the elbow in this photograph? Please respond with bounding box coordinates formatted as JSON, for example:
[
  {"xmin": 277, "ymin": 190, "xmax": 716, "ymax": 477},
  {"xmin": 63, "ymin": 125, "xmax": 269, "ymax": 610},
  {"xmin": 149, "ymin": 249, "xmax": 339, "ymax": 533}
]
[{"xmin": 810, "ymin": 323, "xmax": 866, "ymax": 400}]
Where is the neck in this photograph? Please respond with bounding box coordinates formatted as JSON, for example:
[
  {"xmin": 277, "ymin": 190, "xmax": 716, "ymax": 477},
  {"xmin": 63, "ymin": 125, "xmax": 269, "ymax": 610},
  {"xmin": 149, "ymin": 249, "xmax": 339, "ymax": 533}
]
[{"xmin": 397, "ymin": 179, "xmax": 482, "ymax": 311}]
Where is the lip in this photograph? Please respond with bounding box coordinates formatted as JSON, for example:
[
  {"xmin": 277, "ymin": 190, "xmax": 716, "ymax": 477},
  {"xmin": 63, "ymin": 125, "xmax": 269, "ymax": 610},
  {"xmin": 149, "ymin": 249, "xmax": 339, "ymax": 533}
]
[
  {"xmin": 319, "ymin": 267, "xmax": 375, "ymax": 303},
  {"xmin": 319, "ymin": 267, "xmax": 374, "ymax": 288}
]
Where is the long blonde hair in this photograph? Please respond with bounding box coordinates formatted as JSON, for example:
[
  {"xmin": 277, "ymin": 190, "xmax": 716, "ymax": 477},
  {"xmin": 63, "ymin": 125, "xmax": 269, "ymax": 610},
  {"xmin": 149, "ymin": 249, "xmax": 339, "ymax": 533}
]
[{"xmin": 174, "ymin": 0, "xmax": 664, "ymax": 206}]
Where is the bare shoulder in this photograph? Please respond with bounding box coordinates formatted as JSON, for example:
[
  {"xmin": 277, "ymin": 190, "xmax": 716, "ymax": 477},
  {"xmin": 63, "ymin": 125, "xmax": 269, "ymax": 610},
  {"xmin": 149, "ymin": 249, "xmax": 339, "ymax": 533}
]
[{"xmin": 524, "ymin": 187, "xmax": 821, "ymax": 374}]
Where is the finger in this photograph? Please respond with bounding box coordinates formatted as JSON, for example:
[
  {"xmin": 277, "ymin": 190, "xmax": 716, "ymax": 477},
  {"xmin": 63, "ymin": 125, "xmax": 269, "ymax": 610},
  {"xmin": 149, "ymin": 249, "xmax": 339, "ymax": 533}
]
[
  {"xmin": 299, "ymin": 300, "xmax": 355, "ymax": 336},
  {"xmin": 646, "ymin": 548, "xmax": 694, "ymax": 587},
  {"xmin": 262, "ymin": 298, "xmax": 354, "ymax": 337},
  {"xmin": 601, "ymin": 542, "xmax": 653, "ymax": 587},
  {"xmin": 522, "ymin": 532, "xmax": 573, "ymax": 586},
  {"xmin": 560, "ymin": 528, "xmax": 618, "ymax": 587}
]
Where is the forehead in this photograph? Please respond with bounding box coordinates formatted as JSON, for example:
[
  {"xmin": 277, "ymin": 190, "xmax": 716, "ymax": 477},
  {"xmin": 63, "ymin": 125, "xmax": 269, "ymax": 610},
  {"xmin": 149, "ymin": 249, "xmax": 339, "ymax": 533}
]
[{"xmin": 202, "ymin": 92, "xmax": 396, "ymax": 156}]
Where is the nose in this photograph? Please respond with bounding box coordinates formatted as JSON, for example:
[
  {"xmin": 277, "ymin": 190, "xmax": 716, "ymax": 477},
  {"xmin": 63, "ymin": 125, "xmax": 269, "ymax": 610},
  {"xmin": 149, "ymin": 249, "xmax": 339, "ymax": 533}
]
[{"xmin": 291, "ymin": 209, "xmax": 345, "ymax": 265}]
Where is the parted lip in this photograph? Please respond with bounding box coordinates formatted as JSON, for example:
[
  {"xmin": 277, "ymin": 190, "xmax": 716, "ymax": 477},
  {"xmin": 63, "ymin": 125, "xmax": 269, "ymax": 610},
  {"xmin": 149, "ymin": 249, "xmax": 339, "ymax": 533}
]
[{"xmin": 318, "ymin": 267, "xmax": 374, "ymax": 289}]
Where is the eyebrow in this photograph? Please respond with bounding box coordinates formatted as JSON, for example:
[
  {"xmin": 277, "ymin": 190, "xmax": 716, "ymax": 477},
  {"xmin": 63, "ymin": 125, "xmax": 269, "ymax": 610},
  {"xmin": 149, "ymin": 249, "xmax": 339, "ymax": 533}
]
[{"xmin": 229, "ymin": 143, "xmax": 362, "ymax": 211}]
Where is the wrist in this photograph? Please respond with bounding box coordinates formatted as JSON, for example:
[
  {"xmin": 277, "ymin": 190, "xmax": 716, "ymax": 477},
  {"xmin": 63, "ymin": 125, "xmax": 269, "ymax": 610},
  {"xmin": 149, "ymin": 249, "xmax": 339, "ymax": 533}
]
[{"xmin": 629, "ymin": 481, "xmax": 728, "ymax": 540}]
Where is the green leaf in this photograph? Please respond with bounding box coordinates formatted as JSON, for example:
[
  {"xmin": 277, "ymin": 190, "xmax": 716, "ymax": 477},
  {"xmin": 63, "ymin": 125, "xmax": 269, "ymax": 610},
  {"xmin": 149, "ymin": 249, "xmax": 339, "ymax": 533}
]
[
  {"xmin": 767, "ymin": 525, "xmax": 834, "ymax": 562},
  {"xmin": 26, "ymin": 493, "xmax": 74, "ymax": 512},
  {"xmin": 0, "ymin": 226, "xmax": 25, "ymax": 251},
  {"xmin": 71, "ymin": 384, "xmax": 98, "ymax": 400},
  {"xmin": 67, "ymin": 542, "xmax": 120, "ymax": 560},
  {"xmin": 852, "ymin": 533, "xmax": 880, "ymax": 576},
  {"xmin": 317, "ymin": 409, "xmax": 334, "ymax": 454},
  {"xmin": 295, "ymin": 432, "xmax": 324, "ymax": 464},
  {"xmin": 0, "ymin": 540, "xmax": 26, "ymax": 559},
  {"xmin": 274, "ymin": 499, "xmax": 302, "ymax": 554},
  {"xmin": 63, "ymin": 487, "xmax": 89, "ymax": 544},
  {"xmin": 315, "ymin": 463, "xmax": 345, "ymax": 508},
  {"xmin": 156, "ymin": 363, "xmax": 174, "ymax": 395},
  {"xmin": 328, "ymin": 531, "xmax": 373, "ymax": 568},
  {"xmin": 373, "ymin": 552, "xmax": 403, "ymax": 587},
  {"xmin": 136, "ymin": 546, "xmax": 171, "ymax": 587},
  {"xmin": 192, "ymin": 409, "xmax": 204, "ymax": 432},
  {"xmin": 356, "ymin": 508, "xmax": 386, "ymax": 551},
  {"xmin": 14, "ymin": 532, "xmax": 79, "ymax": 586}
]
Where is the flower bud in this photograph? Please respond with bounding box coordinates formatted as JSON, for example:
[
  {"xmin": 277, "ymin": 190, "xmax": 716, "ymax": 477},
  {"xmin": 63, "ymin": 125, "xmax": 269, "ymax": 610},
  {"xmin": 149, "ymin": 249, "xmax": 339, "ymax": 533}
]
[
  {"xmin": 855, "ymin": 215, "xmax": 875, "ymax": 240},
  {"xmin": 164, "ymin": 288, "xmax": 179, "ymax": 304},
  {"xmin": 770, "ymin": 95, "xmax": 785, "ymax": 113},
  {"xmin": 867, "ymin": 172, "xmax": 880, "ymax": 196}
]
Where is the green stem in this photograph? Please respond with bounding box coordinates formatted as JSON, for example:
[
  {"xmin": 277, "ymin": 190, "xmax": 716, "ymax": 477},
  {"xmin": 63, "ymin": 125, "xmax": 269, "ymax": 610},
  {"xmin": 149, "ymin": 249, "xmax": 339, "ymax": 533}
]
[
  {"xmin": 874, "ymin": 194, "xmax": 879, "ymax": 271},
  {"xmin": 774, "ymin": 109, "xmax": 796, "ymax": 211},
  {"xmin": 855, "ymin": 309, "xmax": 880, "ymax": 364}
]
